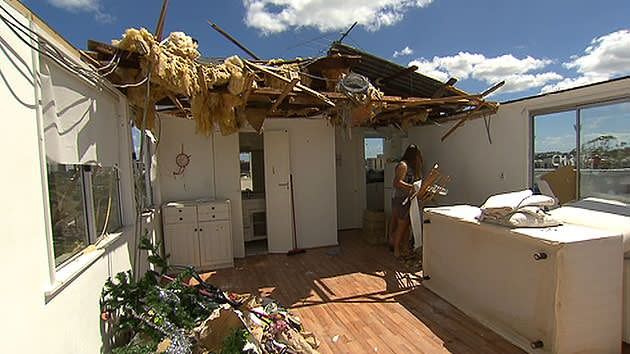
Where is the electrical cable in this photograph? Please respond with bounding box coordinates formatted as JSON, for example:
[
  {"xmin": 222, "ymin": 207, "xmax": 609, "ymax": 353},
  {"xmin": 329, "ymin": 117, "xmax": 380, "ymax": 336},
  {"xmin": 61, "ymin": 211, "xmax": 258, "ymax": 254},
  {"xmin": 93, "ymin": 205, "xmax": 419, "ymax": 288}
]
[
  {"xmin": 0, "ymin": 4, "xmax": 103, "ymax": 84},
  {"xmin": 113, "ymin": 74, "xmax": 149, "ymax": 88}
]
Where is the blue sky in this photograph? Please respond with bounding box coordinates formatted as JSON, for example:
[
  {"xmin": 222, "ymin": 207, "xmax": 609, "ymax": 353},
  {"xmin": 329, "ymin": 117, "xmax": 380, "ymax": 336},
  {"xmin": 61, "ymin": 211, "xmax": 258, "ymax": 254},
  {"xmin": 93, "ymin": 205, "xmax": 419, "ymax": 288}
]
[{"xmin": 21, "ymin": 0, "xmax": 630, "ymax": 102}]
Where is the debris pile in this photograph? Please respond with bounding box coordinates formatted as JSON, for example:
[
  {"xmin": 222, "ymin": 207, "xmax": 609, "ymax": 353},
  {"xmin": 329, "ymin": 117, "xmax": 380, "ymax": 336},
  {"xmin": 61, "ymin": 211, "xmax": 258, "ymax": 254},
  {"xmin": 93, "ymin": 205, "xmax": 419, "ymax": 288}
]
[
  {"xmin": 101, "ymin": 239, "xmax": 320, "ymax": 354},
  {"xmin": 85, "ymin": 28, "xmax": 501, "ymax": 137},
  {"xmin": 113, "ymin": 28, "xmax": 254, "ymax": 135}
]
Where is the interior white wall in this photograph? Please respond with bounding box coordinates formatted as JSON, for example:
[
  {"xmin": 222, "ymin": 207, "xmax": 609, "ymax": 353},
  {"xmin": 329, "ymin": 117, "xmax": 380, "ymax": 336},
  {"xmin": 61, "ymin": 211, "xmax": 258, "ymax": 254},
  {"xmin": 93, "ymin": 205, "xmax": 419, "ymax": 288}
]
[
  {"xmin": 408, "ymin": 78, "xmax": 630, "ymax": 206},
  {"xmin": 155, "ymin": 118, "xmax": 246, "ymax": 257},
  {"xmin": 265, "ymin": 119, "xmax": 338, "ymax": 248},
  {"xmin": 156, "ymin": 118, "xmax": 215, "ymax": 203},
  {"xmin": 0, "ymin": 3, "xmax": 141, "ymax": 353},
  {"xmin": 335, "ymin": 127, "xmax": 366, "ymax": 229}
]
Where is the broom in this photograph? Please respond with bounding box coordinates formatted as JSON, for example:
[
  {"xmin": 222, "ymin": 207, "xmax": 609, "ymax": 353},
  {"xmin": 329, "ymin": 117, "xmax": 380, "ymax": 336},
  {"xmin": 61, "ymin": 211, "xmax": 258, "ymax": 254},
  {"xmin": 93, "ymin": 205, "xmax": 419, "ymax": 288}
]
[{"xmin": 287, "ymin": 174, "xmax": 306, "ymax": 256}]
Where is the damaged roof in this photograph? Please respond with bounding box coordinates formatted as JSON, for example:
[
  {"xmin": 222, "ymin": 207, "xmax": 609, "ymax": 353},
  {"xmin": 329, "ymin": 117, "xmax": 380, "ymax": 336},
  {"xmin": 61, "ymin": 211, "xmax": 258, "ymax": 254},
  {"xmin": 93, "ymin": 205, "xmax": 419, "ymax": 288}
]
[{"xmin": 328, "ymin": 42, "xmax": 461, "ymax": 99}]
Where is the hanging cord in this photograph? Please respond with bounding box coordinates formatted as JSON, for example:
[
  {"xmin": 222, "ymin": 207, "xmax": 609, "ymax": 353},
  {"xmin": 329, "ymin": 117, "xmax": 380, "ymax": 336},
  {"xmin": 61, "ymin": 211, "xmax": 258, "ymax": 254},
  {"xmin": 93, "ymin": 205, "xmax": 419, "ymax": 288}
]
[
  {"xmin": 113, "ymin": 74, "xmax": 149, "ymax": 88},
  {"xmin": 0, "ymin": 4, "xmax": 103, "ymax": 84},
  {"xmin": 483, "ymin": 114, "xmax": 493, "ymax": 144}
]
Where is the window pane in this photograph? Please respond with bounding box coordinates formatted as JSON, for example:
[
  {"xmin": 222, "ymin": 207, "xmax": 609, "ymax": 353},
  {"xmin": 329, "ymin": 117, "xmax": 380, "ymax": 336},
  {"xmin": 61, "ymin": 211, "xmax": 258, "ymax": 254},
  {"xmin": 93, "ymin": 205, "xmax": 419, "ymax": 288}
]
[
  {"xmin": 131, "ymin": 125, "xmax": 153, "ymax": 207},
  {"xmin": 47, "ymin": 163, "xmax": 88, "ymax": 266},
  {"xmin": 240, "ymin": 152, "xmax": 253, "ymax": 192},
  {"xmin": 92, "ymin": 166, "xmax": 122, "ymax": 236},
  {"xmin": 579, "ymin": 102, "xmax": 630, "ymax": 203},
  {"xmin": 533, "ymin": 111, "xmax": 577, "ymax": 202}
]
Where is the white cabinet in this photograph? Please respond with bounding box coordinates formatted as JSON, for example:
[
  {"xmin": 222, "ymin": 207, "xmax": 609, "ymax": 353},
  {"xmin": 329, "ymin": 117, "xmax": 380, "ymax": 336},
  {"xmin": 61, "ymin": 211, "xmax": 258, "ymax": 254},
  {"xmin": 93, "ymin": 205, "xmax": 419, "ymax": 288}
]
[
  {"xmin": 199, "ymin": 220, "xmax": 232, "ymax": 269},
  {"xmin": 162, "ymin": 200, "xmax": 233, "ymax": 270}
]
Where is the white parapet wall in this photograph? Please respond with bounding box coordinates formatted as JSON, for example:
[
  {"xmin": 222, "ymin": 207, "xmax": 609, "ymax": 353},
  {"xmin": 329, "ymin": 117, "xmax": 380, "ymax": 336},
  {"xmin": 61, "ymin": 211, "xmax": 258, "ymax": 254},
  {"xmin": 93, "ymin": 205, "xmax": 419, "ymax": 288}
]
[
  {"xmin": 0, "ymin": 2, "xmax": 148, "ymax": 352},
  {"xmin": 408, "ymin": 77, "xmax": 630, "ymax": 206}
]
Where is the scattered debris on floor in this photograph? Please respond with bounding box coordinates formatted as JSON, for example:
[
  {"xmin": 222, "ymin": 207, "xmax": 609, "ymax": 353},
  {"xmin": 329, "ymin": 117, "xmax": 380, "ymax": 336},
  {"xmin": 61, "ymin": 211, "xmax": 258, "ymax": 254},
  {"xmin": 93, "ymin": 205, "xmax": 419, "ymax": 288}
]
[{"xmin": 101, "ymin": 238, "xmax": 320, "ymax": 354}]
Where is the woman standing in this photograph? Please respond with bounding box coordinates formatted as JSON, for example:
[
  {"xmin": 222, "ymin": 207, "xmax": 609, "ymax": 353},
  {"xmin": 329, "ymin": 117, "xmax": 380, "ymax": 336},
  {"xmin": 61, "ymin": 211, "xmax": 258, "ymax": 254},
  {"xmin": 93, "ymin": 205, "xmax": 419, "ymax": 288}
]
[{"xmin": 389, "ymin": 144, "xmax": 423, "ymax": 258}]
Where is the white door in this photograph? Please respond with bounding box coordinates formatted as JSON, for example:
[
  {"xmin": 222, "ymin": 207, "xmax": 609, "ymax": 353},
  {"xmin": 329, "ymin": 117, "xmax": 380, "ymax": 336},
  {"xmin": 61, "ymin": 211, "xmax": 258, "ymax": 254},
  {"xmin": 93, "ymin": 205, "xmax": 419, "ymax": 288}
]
[
  {"xmin": 198, "ymin": 220, "xmax": 232, "ymax": 268},
  {"xmin": 165, "ymin": 224, "xmax": 199, "ymax": 267},
  {"xmin": 264, "ymin": 130, "xmax": 293, "ymax": 253}
]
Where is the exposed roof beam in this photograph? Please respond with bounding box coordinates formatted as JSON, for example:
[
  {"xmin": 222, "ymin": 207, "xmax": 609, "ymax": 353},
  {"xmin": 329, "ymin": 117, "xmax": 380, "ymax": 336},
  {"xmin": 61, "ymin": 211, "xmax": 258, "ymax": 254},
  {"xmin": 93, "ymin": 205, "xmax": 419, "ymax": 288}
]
[
  {"xmin": 432, "ymin": 77, "xmax": 458, "ymax": 98},
  {"xmin": 375, "ymin": 65, "xmax": 419, "ymax": 87},
  {"xmin": 208, "ymin": 21, "xmax": 261, "ymax": 60}
]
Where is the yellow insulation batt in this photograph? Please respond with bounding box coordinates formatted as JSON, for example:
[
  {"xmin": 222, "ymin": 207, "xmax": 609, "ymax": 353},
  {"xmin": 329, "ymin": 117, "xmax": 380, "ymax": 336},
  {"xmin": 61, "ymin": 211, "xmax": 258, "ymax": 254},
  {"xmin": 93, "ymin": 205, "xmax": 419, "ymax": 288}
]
[{"xmin": 113, "ymin": 28, "xmax": 251, "ymax": 135}]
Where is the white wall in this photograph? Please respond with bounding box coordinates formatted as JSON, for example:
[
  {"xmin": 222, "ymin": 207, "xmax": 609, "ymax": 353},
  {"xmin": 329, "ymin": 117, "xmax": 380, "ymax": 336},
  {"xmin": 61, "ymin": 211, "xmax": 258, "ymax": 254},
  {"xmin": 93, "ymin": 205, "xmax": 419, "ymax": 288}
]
[
  {"xmin": 156, "ymin": 118, "xmax": 338, "ymax": 252},
  {"xmin": 335, "ymin": 127, "xmax": 366, "ymax": 229},
  {"xmin": 0, "ymin": 2, "xmax": 140, "ymax": 353},
  {"xmin": 155, "ymin": 118, "xmax": 245, "ymax": 257},
  {"xmin": 408, "ymin": 78, "xmax": 630, "ymax": 206},
  {"xmin": 156, "ymin": 118, "xmax": 215, "ymax": 203},
  {"xmin": 264, "ymin": 119, "xmax": 339, "ymax": 248}
]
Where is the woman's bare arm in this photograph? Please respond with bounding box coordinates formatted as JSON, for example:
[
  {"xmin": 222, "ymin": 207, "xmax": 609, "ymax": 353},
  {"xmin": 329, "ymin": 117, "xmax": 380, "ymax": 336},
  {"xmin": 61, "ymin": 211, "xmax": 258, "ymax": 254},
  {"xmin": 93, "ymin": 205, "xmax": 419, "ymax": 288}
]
[{"xmin": 393, "ymin": 162, "xmax": 414, "ymax": 192}]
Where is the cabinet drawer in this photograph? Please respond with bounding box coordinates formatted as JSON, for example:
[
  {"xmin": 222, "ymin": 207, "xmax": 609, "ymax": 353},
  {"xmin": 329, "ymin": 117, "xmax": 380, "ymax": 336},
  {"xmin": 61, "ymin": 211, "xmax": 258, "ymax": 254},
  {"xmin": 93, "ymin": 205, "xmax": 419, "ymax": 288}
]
[
  {"xmin": 198, "ymin": 203, "xmax": 230, "ymax": 221},
  {"xmin": 163, "ymin": 205, "xmax": 196, "ymax": 224}
]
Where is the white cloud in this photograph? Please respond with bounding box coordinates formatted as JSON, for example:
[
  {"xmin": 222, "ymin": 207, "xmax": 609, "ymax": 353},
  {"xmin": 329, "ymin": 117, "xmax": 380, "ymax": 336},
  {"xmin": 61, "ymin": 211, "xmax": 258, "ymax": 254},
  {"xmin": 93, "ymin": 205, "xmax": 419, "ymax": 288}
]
[
  {"xmin": 409, "ymin": 52, "xmax": 561, "ymax": 93},
  {"xmin": 242, "ymin": 0, "xmax": 434, "ymax": 34},
  {"xmin": 541, "ymin": 29, "xmax": 630, "ymax": 93},
  {"xmin": 47, "ymin": 0, "xmax": 113, "ymax": 23},
  {"xmin": 393, "ymin": 46, "xmax": 414, "ymax": 58}
]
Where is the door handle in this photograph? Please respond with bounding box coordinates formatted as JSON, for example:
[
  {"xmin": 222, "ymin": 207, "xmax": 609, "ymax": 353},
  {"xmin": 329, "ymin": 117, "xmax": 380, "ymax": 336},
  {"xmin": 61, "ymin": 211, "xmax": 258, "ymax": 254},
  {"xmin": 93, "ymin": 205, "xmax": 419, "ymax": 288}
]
[{"xmin": 278, "ymin": 182, "xmax": 289, "ymax": 187}]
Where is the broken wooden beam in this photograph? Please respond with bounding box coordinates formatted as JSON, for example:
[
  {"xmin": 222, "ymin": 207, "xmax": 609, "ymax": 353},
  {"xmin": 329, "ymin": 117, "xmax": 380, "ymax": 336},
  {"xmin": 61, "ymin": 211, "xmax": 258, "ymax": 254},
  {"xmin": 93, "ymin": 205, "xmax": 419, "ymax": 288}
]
[
  {"xmin": 432, "ymin": 77, "xmax": 458, "ymax": 98},
  {"xmin": 480, "ymin": 81, "xmax": 505, "ymax": 98},
  {"xmin": 439, "ymin": 105, "xmax": 499, "ymax": 141},
  {"xmin": 270, "ymin": 78, "xmax": 299, "ymax": 113},
  {"xmin": 244, "ymin": 60, "xmax": 336, "ymax": 107},
  {"xmin": 208, "ymin": 21, "xmax": 260, "ymax": 60},
  {"xmin": 154, "ymin": 0, "xmax": 170, "ymax": 41}
]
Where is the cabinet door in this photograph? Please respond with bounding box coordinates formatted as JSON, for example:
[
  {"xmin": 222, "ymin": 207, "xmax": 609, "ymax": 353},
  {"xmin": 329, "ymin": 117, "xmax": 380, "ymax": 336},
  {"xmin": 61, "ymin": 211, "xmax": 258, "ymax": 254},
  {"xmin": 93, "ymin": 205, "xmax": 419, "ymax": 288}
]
[
  {"xmin": 198, "ymin": 221, "xmax": 233, "ymax": 267},
  {"xmin": 164, "ymin": 224, "xmax": 200, "ymax": 267}
]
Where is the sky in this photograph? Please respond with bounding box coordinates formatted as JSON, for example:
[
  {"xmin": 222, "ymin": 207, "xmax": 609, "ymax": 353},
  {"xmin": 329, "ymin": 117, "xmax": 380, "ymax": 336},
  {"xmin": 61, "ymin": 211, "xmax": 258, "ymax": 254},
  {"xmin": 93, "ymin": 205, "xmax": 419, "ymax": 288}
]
[
  {"xmin": 18, "ymin": 0, "xmax": 630, "ymax": 103},
  {"xmin": 365, "ymin": 138, "xmax": 384, "ymax": 158}
]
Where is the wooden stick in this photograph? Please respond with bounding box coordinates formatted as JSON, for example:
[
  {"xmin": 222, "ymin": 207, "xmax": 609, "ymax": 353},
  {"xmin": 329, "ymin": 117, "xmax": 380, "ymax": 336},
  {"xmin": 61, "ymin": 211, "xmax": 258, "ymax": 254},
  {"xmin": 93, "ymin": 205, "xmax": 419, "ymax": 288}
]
[
  {"xmin": 154, "ymin": 0, "xmax": 170, "ymax": 41},
  {"xmin": 432, "ymin": 77, "xmax": 458, "ymax": 98},
  {"xmin": 440, "ymin": 106, "xmax": 484, "ymax": 142},
  {"xmin": 480, "ymin": 81, "xmax": 505, "ymax": 97},
  {"xmin": 337, "ymin": 21, "xmax": 358, "ymax": 43},
  {"xmin": 244, "ymin": 60, "xmax": 336, "ymax": 107},
  {"xmin": 168, "ymin": 94, "xmax": 188, "ymax": 117},
  {"xmin": 208, "ymin": 21, "xmax": 260, "ymax": 60},
  {"xmin": 270, "ymin": 78, "xmax": 299, "ymax": 113}
]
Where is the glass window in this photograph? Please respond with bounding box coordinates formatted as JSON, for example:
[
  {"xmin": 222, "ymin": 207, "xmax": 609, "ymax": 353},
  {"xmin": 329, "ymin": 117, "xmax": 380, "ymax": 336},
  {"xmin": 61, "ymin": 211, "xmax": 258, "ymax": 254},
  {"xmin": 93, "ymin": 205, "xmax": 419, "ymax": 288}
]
[
  {"xmin": 47, "ymin": 163, "xmax": 89, "ymax": 266},
  {"xmin": 532, "ymin": 111, "xmax": 577, "ymax": 196},
  {"xmin": 579, "ymin": 102, "xmax": 630, "ymax": 203},
  {"xmin": 131, "ymin": 125, "xmax": 153, "ymax": 208},
  {"xmin": 92, "ymin": 166, "xmax": 122, "ymax": 236},
  {"xmin": 532, "ymin": 100, "xmax": 630, "ymax": 204},
  {"xmin": 240, "ymin": 152, "xmax": 253, "ymax": 192}
]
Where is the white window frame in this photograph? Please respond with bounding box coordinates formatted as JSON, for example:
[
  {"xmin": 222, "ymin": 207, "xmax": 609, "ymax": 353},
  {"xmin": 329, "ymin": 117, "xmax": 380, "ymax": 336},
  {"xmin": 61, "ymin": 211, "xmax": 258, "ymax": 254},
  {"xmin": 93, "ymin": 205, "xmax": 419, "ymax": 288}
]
[{"xmin": 530, "ymin": 97, "xmax": 630, "ymax": 202}]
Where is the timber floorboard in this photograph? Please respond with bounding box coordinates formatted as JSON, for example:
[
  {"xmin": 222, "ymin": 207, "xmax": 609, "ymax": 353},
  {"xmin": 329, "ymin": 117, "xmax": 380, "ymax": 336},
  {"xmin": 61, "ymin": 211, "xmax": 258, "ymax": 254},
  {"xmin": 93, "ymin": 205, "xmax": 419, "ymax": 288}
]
[{"xmin": 203, "ymin": 230, "xmax": 624, "ymax": 354}]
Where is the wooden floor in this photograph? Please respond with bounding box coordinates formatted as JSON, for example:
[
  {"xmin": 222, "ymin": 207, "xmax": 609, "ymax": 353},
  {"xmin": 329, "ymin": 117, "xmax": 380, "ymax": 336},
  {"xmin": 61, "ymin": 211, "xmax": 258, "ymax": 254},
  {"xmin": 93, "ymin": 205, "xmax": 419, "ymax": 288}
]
[{"xmin": 204, "ymin": 230, "xmax": 530, "ymax": 354}]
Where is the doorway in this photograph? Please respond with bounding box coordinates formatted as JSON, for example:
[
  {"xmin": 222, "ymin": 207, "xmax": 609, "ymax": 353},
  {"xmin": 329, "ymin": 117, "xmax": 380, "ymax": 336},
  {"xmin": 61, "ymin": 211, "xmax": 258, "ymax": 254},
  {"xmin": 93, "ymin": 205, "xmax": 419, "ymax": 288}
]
[
  {"xmin": 239, "ymin": 133, "xmax": 268, "ymax": 256},
  {"xmin": 364, "ymin": 137, "xmax": 385, "ymax": 212}
]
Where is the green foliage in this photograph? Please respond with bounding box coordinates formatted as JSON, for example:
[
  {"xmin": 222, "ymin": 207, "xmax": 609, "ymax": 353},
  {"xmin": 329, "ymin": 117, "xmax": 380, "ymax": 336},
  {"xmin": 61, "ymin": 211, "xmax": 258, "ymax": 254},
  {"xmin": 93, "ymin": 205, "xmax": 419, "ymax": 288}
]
[
  {"xmin": 220, "ymin": 329, "xmax": 249, "ymax": 354},
  {"xmin": 138, "ymin": 237, "xmax": 169, "ymax": 275},
  {"xmin": 102, "ymin": 237, "xmax": 219, "ymax": 352},
  {"xmin": 111, "ymin": 343, "xmax": 157, "ymax": 354}
]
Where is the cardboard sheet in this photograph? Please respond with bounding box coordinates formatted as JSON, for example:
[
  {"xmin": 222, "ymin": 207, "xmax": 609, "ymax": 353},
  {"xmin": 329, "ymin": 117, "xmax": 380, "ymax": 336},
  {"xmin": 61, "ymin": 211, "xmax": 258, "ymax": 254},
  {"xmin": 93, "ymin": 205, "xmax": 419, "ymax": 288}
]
[{"xmin": 409, "ymin": 180, "xmax": 422, "ymax": 249}]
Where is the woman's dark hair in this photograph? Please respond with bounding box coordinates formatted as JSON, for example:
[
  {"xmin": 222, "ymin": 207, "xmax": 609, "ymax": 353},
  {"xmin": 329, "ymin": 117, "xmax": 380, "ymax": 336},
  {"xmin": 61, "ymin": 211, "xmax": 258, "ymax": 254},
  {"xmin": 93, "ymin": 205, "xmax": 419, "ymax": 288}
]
[{"xmin": 401, "ymin": 144, "xmax": 423, "ymax": 178}]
